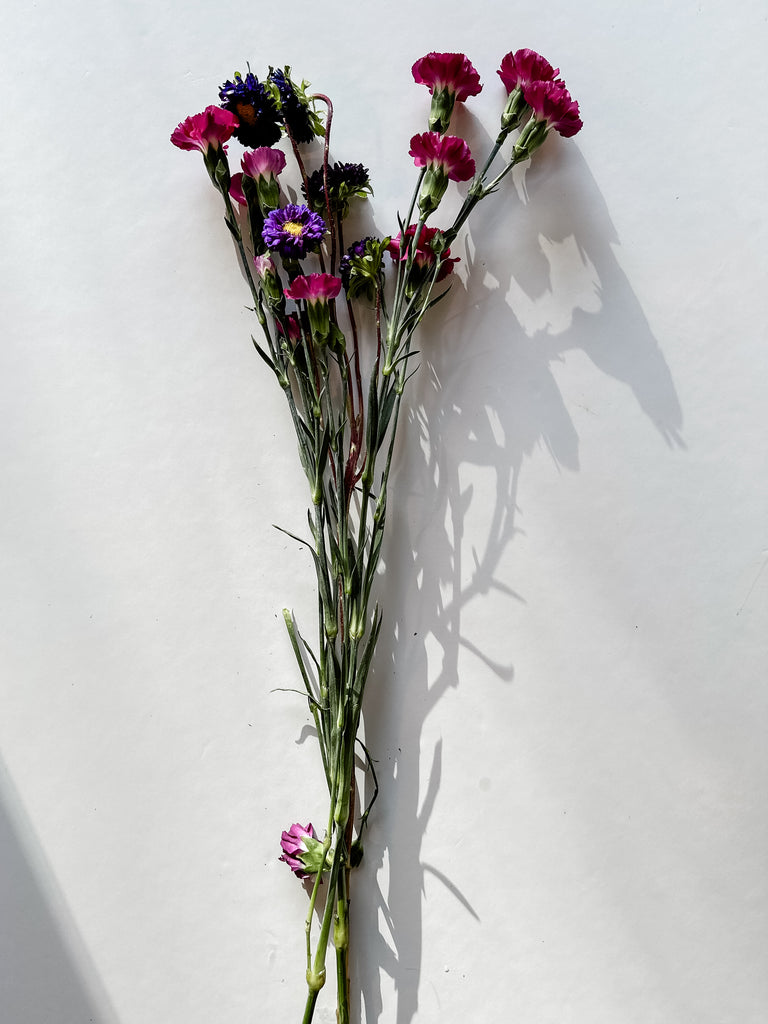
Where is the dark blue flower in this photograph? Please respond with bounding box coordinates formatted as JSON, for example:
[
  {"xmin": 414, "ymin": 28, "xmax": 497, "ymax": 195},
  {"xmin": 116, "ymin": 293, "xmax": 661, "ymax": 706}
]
[{"xmin": 219, "ymin": 72, "xmax": 282, "ymax": 148}]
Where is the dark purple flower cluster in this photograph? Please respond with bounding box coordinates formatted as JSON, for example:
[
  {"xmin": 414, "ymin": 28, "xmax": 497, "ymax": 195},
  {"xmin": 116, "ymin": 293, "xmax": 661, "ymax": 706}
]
[
  {"xmin": 340, "ymin": 237, "xmax": 374, "ymax": 288},
  {"xmin": 262, "ymin": 203, "xmax": 326, "ymax": 260},
  {"xmin": 268, "ymin": 68, "xmax": 315, "ymax": 144},
  {"xmin": 339, "ymin": 237, "xmax": 387, "ymax": 302},
  {"xmin": 302, "ymin": 162, "xmax": 372, "ymax": 216},
  {"xmin": 219, "ymin": 72, "xmax": 282, "ymax": 148}
]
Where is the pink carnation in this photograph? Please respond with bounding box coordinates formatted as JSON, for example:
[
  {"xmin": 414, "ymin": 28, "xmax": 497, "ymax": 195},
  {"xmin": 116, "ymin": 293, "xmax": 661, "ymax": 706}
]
[
  {"xmin": 253, "ymin": 254, "xmax": 277, "ymax": 278},
  {"xmin": 277, "ymin": 314, "xmax": 302, "ymax": 342},
  {"xmin": 284, "ymin": 273, "xmax": 342, "ymax": 304},
  {"xmin": 241, "ymin": 147, "xmax": 287, "ymax": 181},
  {"xmin": 279, "ymin": 823, "xmax": 316, "ymax": 879},
  {"xmin": 387, "ymin": 225, "xmax": 460, "ymax": 282},
  {"xmin": 497, "ymin": 49, "xmax": 561, "ymax": 94},
  {"xmin": 170, "ymin": 105, "xmax": 239, "ymax": 154},
  {"xmin": 229, "ymin": 172, "xmax": 246, "ymax": 206},
  {"xmin": 412, "ymin": 52, "xmax": 482, "ymax": 102},
  {"xmin": 409, "ymin": 132, "xmax": 475, "ymax": 182},
  {"xmin": 524, "ymin": 81, "xmax": 583, "ymax": 138}
]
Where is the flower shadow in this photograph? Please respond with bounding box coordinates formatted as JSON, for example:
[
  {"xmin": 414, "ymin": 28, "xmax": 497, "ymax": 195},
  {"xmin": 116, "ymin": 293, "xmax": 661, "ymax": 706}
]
[{"xmin": 351, "ymin": 130, "xmax": 682, "ymax": 1024}]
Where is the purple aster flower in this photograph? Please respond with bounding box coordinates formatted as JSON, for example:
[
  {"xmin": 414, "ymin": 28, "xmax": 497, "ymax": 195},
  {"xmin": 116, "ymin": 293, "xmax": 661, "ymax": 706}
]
[
  {"xmin": 219, "ymin": 71, "xmax": 282, "ymax": 148},
  {"xmin": 262, "ymin": 204, "xmax": 326, "ymax": 259}
]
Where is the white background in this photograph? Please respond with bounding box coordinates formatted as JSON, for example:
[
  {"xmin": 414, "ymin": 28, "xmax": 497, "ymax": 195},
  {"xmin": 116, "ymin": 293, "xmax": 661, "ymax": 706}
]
[{"xmin": 1, "ymin": 2, "xmax": 766, "ymax": 1022}]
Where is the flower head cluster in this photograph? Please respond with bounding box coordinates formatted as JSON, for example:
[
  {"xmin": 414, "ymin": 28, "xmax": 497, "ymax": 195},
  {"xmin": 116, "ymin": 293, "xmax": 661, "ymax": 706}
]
[
  {"xmin": 523, "ymin": 80, "xmax": 583, "ymax": 138},
  {"xmin": 303, "ymin": 162, "xmax": 372, "ymax": 218},
  {"xmin": 409, "ymin": 132, "xmax": 475, "ymax": 182},
  {"xmin": 409, "ymin": 132, "xmax": 475, "ymax": 216},
  {"xmin": 242, "ymin": 146, "xmax": 287, "ymax": 180},
  {"xmin": 388, "ymin": 225, "xmax": 459, "ymax": 296},
  {"xmin": 340, "ymin": 237, "xmax": 388, "ymax": 302},
  {"xmin": 170, "ymin": 106, "xmax": 239, "ymax": 155},
  {"xmin": 219, "ymin": 72, "xmax": 282, "ymax": 148},
  {"xmin": 268, "ymin": 67, "xmax": 317, "ymax": 144},
  {"xmin": 240, "ymin": 147, "xmax": 287, "ymax": 211},
  {"xmin": 412, "ymin": 52, "xmax": 482, "ymax": 133},
  {"xmin": 262, "ymin": 203, "xmax": 326, "ymax": 259},
  {"xmin": 497, "ymin": 48, "xmax": 561, "ymax": 94},
  {"xmin": 497, "ymin": 48, "xmax": 582, "ymax": 144},
  {"xmin": 284, "ymin": 273, "xmax": 342, "ymax": 305},
  {"xmin": 279, "ymin": 823, "xmax": 330, "ymax": 879},
  {"xmin": 284, "ymin": 274, "xmax": 342, "ymax": 344}
]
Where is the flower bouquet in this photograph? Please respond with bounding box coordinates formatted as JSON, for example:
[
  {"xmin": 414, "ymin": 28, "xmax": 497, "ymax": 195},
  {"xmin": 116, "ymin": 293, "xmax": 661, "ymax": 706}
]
[{"xmin": 171, "ymin": 48, "xmax": 581, "ymax": 1024}]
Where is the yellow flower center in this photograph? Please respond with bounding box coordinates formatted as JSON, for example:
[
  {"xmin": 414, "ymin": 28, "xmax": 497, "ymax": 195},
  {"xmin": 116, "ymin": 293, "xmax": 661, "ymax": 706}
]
[{"xmin": 284, "ymin": 221, "xmax": 304, "ymax": 237}]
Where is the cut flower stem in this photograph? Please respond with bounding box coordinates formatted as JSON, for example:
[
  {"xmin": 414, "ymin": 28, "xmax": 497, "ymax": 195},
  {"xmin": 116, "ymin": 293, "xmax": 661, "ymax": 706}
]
[{"xmin": 171, "ymin": 49, "xmax": 582, "ymax": 1023}]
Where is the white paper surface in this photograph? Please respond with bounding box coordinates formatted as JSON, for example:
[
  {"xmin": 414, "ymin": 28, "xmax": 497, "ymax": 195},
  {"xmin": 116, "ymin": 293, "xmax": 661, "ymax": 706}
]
[{"xmin": 1, "ymin": 2, "xmax": 766, "ymax": 1022}]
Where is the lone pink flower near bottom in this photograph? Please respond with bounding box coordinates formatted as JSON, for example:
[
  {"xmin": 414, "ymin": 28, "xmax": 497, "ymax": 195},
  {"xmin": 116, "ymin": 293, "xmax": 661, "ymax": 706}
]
[{"xmin": 280, "ymin": 822, "xmax": 330, "ymax": 879}]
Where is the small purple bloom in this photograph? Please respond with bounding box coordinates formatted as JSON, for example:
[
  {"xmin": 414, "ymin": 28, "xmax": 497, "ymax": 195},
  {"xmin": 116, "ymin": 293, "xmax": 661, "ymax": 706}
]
[{"xmin": 262, "ymin": 203, "xmax": 326, "ymax": 259}]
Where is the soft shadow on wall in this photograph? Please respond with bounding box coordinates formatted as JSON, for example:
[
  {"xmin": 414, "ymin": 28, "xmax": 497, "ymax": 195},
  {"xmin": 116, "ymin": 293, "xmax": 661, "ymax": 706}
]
[
  {"xmin": 353, "ymin": 122, "xmax": 682, "ymax": 1024},
  {"xmin": 0, "ymin": 756, "xmax": 121, "ymax": 1024}
]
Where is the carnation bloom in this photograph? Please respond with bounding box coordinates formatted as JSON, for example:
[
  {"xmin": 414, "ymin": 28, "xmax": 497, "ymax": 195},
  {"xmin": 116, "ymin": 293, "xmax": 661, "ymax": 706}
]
[
  {"xmin": 219, "ymin": 71, "xmax": 282, "ymax": 148},
  {"xmin": 229, "ymin": 172, "xmax": 246, "ymax": 206},
  {"xmin": 409, "ymin": 132, "xmax": 475, "ymax": 182},
  {"xmin": 412, "ymin": 52, "xmax": 482, "ymax": 102},
  {"xmin": 242, "ymin": 147, "xmax": 287, "ymax": 181},
  {"xmin": 497, "ymin": 48, "xmax": 561, "ymax": 94},
  {"xmin": 262, "ymin": 204, "xmax": 326, "ymax": 259},
  {"xmin": 387, "ymin": 225, "xmax": 459, "ymax": 294},
  {"xmin": 253, "ymin": 254, "xmax": 277, "ymax": 278},
  {"xmin": 170, "ymin": 105, "xmax": 239, "ymax": 154},
  {"xmin": 523, "ymin": 80, "xmax": 583, "ymax": 138},
  {"xmin": 409, "ymin": 132, "xmax": 475, "ymax": 216},
  {"xmin": 279, "ymin": 822, "xmax": 325, "ymax": 879},
  {"xmin": 284, "ymin": 273, "xmax": 342, "ymax": 304},
  {"xmin": 277, "ymin": 313, "xmax": 302, "ymax": 342}
]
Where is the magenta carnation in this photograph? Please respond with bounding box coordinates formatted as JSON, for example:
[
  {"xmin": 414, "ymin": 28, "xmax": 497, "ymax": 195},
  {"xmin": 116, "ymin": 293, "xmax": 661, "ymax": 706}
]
[
  {"xmin": 497, "ymin": 49, "xmax": 561, "ymax": 94},
  {"xmin": 229, "ymin": 173, "xmax": 246, "ymax": 206},
  {"xmin": 387, "ymin": 225, "xmax": 459, "ymax": 282},
  {"xmin": 277, "ymin": 314, "xmax": 302, "ymax": 342},
  {"xmin": 242, "ymin": 147, "xmax": 287, "ymax": 181},
  {"xmin": 412, "ymin": 52, "xmax": 482, "ymax": 103},
  {"xmin": 409, "ymin": 132, "xmax": 475, "ymax": 182},
  {"xmin": 284, "ymin": 273, "xmax": 342, "ymax": 304},
  {"xmin": 524, "ymin": 81, "xmax": 583, "ymax": 138},
  {"xmin": 170, "ymin": 105, "xmax": 239, "ymax": 154}
]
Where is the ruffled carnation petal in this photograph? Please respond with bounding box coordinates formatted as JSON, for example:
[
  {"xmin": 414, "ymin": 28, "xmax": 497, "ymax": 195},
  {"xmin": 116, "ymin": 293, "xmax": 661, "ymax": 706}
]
[
  {"xmin": 412, "ymin": 52, "xmax": 482, "ymax": 102},
  {"xmin": 242, "ymin": 147, "xmax": 287, "ymax": 180},
  {"xmin": 284, "ymin": 273, "xmax": 342, "ymax": 304},
  {"xmin": 524, "ymin": 81, "xmax": 583, "ymax": 138},
  {"xmin": 409, "ymin": 132, "xmax": 475, "ymax": 182},
  {"xmin": 171, "ymin": 105, "xmax": 239, "ymax": 154},
  {"xmin": 497, "ymin": 49, "xmax": 560, "ymax": 94}
]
